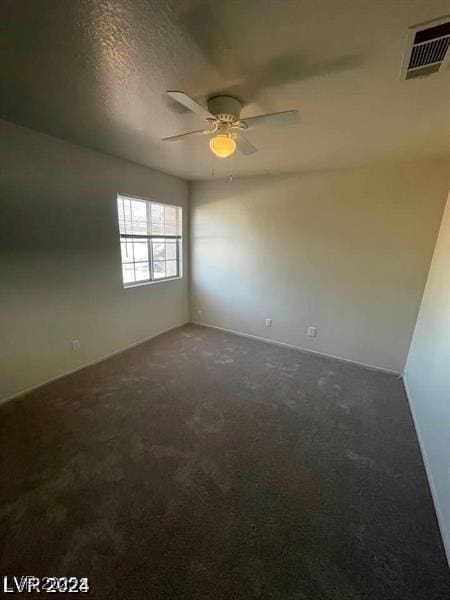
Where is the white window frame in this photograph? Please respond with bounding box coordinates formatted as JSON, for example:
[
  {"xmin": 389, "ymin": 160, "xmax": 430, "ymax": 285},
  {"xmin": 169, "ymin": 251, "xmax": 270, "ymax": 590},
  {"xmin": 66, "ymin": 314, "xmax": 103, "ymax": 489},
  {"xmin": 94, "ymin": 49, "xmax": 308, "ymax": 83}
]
[{"xmin": 117, "ymin": 194, "xmax": 183, "ymax": 288}]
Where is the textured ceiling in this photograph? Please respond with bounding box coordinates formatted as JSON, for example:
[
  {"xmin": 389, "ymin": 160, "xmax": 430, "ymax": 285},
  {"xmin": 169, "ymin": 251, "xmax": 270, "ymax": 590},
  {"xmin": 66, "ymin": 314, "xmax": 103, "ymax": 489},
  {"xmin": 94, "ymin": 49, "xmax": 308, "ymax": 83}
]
[{"xmin": 0, "ymin": 0, "xmax": 449, "ymax": 180}]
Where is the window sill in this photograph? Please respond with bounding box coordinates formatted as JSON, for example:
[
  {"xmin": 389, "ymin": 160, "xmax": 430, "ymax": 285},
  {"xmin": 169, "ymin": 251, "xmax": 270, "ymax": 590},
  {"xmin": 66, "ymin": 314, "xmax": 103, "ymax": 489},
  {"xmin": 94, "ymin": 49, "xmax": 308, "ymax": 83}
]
[{"xmin": 123, "ymin": 275, "xmax": 183, "ymax": 289}]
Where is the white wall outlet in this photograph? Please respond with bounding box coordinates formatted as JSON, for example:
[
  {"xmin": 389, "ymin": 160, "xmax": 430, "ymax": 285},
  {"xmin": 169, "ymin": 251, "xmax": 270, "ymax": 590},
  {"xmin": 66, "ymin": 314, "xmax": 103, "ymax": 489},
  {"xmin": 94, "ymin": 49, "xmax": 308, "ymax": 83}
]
[
  {"xmin": 265, "ymin": 318, "xmax": 272, "ymax": 327},
  {"xmin": 71, "ymin": 339, "xmax": 81, "ymax": 351},
  {"xmin": 307, "ymin": 326, "xmax": 317, "ymax": 337},
  {"xmin": 197, "ymin": 308, "xmax": 203, "ymax": 317}
]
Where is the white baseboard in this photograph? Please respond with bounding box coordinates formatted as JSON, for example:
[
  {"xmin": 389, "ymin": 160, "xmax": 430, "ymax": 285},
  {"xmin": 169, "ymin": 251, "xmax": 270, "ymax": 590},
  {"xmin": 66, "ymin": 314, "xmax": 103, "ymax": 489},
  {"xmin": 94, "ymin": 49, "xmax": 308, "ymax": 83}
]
[
  {"xmin": 0, "ymin": 321, "xmax": 189, "ymax": 406},
  {"xmin": 402, "ymin": 374, "xmax": 450, "ymax": 566},
  {"xmin": 191, "ymin": 321, "xmax": 401, "ymax": 375}
]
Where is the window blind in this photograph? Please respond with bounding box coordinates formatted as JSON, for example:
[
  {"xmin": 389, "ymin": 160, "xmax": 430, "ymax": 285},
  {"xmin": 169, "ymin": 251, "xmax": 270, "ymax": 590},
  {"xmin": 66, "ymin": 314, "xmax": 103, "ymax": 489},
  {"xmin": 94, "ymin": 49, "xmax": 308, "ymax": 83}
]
[{"xmin": 117, "ymin": 195, "xmax": 182, "ymax": 286}]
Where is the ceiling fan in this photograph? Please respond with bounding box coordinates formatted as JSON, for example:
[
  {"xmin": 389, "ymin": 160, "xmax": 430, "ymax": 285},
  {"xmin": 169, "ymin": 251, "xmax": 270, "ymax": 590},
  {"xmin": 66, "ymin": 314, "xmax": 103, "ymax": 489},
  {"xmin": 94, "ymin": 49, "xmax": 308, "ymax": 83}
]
[{"xmin": 162, "ymin": 91, "xmax": 299, "ymax": 158}]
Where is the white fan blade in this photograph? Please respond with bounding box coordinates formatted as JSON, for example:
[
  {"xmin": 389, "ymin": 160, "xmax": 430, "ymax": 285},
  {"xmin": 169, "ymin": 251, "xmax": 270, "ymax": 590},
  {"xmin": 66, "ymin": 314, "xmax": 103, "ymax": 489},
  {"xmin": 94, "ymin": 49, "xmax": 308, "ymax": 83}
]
[
  {"xmin": 162, "ymin": 129, "xmax": 208, "ymax": 142},
  {"xmin": 235, "ymin": 131, "xmax": 258, "ymax": 155},
  {"xmin": 166, "ymin": 91, "xmax": 214, "ymax": 119},
  {"xmin": 243, "ymin": 109, "xmax": 299, "ymax": 129}
]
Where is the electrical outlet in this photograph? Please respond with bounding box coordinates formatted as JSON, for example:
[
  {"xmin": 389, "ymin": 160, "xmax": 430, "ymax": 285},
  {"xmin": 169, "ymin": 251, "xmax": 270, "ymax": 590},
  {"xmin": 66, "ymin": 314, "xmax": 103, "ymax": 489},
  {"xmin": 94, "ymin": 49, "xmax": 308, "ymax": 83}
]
[
  {"xmin": 265, "ymin": 318, "xmax": 272, "ymax": 327},
  {"xmin": 307, "ymin": 326, "xmax": 317, "ymax": 338},
  {"xmin": 197, "ymin": 309, "xmax": 203, "ymax": 317},
  {"xmin": 71, "ymin": 339, "xmax": 81, "ymax": 351}
]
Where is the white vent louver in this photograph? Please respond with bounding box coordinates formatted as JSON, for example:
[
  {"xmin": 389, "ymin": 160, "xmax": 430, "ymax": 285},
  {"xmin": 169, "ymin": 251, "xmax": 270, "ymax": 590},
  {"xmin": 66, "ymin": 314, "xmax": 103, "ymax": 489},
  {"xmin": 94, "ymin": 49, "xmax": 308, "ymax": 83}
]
[{"xmin": 402, "ymin": 17, "xmax": 450, "ymax": 79}]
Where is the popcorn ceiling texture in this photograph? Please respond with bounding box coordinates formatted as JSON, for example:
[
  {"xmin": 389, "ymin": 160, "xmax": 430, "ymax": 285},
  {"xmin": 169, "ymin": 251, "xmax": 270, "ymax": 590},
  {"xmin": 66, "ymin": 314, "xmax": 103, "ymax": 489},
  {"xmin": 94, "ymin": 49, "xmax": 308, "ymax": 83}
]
[
  {"xmin": 1, "ymin": 0, "xmax": 449, "ymax": 180},
  {"xmin": 0, "ymin": 324, "xmax": 449, "ymax": 599}
]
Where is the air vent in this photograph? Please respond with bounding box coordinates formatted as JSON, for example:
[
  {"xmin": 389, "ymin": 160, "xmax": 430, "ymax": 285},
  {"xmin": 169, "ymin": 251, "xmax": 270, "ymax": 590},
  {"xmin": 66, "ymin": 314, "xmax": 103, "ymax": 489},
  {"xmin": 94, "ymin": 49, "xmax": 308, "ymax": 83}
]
[{"xmin": 401, "ymin": 17, "xmax": 450, "ymax": 79}]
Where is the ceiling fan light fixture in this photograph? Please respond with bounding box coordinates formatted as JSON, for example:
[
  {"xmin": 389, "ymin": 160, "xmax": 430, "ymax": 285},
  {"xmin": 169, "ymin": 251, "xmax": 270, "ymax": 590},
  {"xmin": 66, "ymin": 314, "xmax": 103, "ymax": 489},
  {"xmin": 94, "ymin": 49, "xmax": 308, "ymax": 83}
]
[{"xmin": 209, "ymin": 133, "xmax": 236, "ymax": 158}]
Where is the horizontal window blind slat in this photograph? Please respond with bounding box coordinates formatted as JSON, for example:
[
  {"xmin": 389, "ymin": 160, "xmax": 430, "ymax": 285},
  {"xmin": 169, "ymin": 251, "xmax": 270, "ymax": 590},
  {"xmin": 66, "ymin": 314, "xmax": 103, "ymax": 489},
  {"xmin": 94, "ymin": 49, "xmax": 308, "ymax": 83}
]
[{"xmin": 120, "ymin": 234, "xmax": 182, "ymax": 239}]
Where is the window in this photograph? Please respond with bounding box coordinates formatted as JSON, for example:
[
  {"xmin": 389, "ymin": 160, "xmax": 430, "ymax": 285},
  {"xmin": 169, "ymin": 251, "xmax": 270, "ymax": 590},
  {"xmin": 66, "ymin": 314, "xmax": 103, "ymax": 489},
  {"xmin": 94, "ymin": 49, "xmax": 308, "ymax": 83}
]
[{"xmin": 117, "ymin": 195, "xmax": 182, "ymax": 287}]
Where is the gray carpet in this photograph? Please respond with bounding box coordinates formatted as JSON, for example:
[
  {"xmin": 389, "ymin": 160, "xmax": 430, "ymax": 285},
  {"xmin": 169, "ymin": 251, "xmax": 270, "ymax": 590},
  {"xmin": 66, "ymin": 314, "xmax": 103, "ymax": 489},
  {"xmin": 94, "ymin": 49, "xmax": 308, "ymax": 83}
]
[{"xmin": 0, "ymin": 323, "xmax": 448, "ymax": 599}]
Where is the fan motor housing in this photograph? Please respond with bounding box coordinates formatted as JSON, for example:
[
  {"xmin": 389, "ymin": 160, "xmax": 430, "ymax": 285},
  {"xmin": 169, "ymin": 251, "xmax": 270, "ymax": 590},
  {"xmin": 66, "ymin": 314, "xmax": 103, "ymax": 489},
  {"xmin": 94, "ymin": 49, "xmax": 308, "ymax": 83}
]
[{"xmin": 207, "ymin": 96, "xmax": 242, "ymax": 122}]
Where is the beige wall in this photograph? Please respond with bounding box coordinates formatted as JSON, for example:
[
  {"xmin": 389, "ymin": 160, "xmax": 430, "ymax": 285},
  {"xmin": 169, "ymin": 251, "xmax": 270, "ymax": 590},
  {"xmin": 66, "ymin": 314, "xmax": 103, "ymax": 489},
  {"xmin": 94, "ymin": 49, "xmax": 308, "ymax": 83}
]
[
  {"xmin": 0, "ymin": 120, "xmax": 189, "ymax": 401},
  {"xmin": 190, "ymin": 160, "xmax": 449, "ymax": 372},
  {"xmin": 404, "ymin": 194, "xmax": 450, "ymax": 563}
]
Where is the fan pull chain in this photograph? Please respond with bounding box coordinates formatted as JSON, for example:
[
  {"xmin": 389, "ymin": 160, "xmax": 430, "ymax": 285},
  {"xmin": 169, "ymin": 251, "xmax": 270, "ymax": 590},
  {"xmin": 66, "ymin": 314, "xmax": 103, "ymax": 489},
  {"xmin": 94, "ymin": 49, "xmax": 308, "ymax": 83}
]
[
  {"xmin": 229, "ymin": 148, "xmax": 234, "ymax": 182},
  {"xmin": 211, "ymin": 150, "xmax": 215, "ymax": 178}
]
